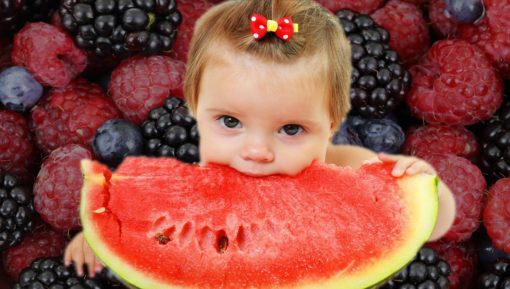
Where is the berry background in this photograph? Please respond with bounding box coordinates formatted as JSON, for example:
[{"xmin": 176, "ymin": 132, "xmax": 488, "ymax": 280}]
[{"xmin": 1, "ymin": 0, "xmax": 510, "ymax": 288}]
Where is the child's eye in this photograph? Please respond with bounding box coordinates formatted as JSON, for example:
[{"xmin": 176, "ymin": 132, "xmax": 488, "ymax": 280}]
[
  {"xmin": 218, "ymin": 115, "xmax": 241, "ymax": 129},
  {"xmin": 280, "ymin": 124, "xmax": 304, "ymax": 136}
]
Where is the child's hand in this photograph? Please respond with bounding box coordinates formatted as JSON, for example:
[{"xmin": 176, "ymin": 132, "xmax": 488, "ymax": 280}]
[
  {"xmin": 63, "ymin": 231, "xmax": 103, "ymax": 277},
  {"xmin": 364, "ymin": 153, "xmax": 436, "ymax": 177}
]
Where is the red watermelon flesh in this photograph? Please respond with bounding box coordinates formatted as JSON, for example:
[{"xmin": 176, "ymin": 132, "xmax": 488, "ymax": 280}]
[{"xmin": 80, "ymin": 157, "xmax": 439, "ymax": 289}]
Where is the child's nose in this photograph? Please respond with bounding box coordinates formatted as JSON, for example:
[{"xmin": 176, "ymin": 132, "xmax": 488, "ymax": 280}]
[{"xmin": 241, "ymin": 139, "xmax": 274, "ymax": 163}]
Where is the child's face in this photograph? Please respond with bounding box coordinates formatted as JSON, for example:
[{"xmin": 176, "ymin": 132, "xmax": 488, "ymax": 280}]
[{"xmin": 195, "ymin": 47, "xmax": 334, "ymax": 176}]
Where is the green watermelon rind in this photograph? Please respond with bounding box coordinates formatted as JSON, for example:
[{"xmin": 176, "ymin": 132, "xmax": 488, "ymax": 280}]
[{"xmin": 80, "ymin": 159, "xmax": 439, "ymax": 289}]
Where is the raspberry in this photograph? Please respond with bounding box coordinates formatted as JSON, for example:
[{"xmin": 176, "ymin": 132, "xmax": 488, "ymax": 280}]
[
  {"xmin": 31, "ymin": 78, "xmax": 120, "ymax": 154},
  {"xmin": 428, "ymin": 0, "xmax": 461, "ymax": 38},
  {"xmin": 168, "ymin": 0, "xmax": 212, "ymax": 63},
  {"xmin": 109, "ymin": 55, "xmax": 185, "ymax": 124},
  {"xmin": 371, "ymin": 0, "xmax": 430, "ymax": 66},
  {"xmin": 0, "ymin": 110, "xmax": 36, "ymax": 176},
  {"xmin": 1, "ymin": 224, "xmax": 66, "ymax": 280},
  {"xmin": 11, "ymin": 22, "xmax": 87, "ymax": 88},
  {"xmin": 458, "ymin": 0, "xmax": 510, "ymax": 78},
  {"xmin": 403, "ymin": 125, "xmax": 479, "ymax": 159},
  {"xmin": 484, "ymin": 177, "xmax": 510, "ymax": 254},
  {"xmin": 400, "ymin": 0, "xmax": 428, "ymax": 5},
  {"xmin": 424, "ymin": 153, "xmax": 487, "ymax": 241},
  {"xmin": 406, "ymin": 40, "xmax": 503, "ymax": 125},
  {"xmin": 316, "ymin": 0, "xmax": 384, "ymax": 14},
  {"xmin": 427, "ymin": 240, "xmax": 478, "ymax": 289},
  {"xmin": 33, "ymin": 144, "xmax": 93, "ymax": 231}
]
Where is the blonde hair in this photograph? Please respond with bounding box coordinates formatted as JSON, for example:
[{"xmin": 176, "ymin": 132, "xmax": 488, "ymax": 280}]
[{"xmin": 183, "ymin": 0, "xmax": 352, "ymax": 129}]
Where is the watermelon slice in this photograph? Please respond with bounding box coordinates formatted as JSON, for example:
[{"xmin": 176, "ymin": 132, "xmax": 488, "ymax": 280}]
[{"xmin": 80, "ymin": 157, "xmax": 439, "ymax": 289}]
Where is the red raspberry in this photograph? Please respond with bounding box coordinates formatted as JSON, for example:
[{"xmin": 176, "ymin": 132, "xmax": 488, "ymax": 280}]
[
  {"xmin": 458, "ymin": 0, "xmax": 510, "ymax": 78},
  {"xmin": 31, "ymin": 78, "xmax": 120, "ymax": 154},
  {"xmin": 33, "ymin": 144, "xmax": 93, "ymax": 231},
  {"xmin": 406, "ymin": 40, "xmax": 503, "ymax": 125},
  {"xmin": 428, "ymin": 0, "xmax": 461, "ymax": 38},
  {"xmin": 484, "ymin": 177, "xmax": 510, "ymax": 254},
  {"xmin": 109, "ymin": 55, "xmax": 185, "ymax": 124},
  {"xmin": 403, "ymin": 125, "xmax": 479, "ymax": 159},
  {"xmin": 400, "ymin": 0, "xmax": 428, "ymax": 5},
  {"xmin": 426, "ymin": 240, "xmax": 478, "ymax": 289},
  {"xmin": 2, "ymin": 224, "xmax": 66, "ymax": 280},
  {"xmin": 0, "ymin": 110, "xmax": 36, "ymax": 176},
  {"xmin": 168, "ymin": 0, "xmax": 213, "ymax": 63},
  {"xmin": 424, "ymin": 153, "xmax": 487, "ymax": 242},
  {"xmin": 371, "ymin": 0, "xmax": 430, "ymax": 66},
  {"xmin": 315, "ymin": 0, "xmax": 384, "ymax": 14},
  {"xmin": 11, "ymin": 22, "xmax": 87, "ymax": 88}
]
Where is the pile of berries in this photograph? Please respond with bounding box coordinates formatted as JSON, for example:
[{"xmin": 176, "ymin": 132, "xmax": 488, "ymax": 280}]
[{"xmin": 0, "ymin": 0, "xmax": 510, "ymax": 288}]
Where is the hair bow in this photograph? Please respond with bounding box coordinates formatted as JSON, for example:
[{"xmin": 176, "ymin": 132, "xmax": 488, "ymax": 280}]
[{"xmin": 250, "ymin": 13, "xmax": 299, "ymax": 42}]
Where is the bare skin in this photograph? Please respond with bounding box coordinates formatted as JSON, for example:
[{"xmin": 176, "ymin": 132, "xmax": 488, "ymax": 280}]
[{"xmin": 64, "ymin": 44, "xmax": 455, "ymax": 276}]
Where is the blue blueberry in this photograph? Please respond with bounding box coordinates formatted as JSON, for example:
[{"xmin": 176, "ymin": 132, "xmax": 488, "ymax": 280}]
[
  {"xmin": 0, "ymin": 66, "xmax": 43, "ymax": 112},
  {"xmin": 445, "ymin": 0, "xmax": 485, "ymax": 23},
  {"xmin": 357, "ymin": 118, "xmax": 405, "ymax": 153},
  {"xmin": 92, "ymin": 119, "xmax": 144, "ymax": 167},
  {"xmin": 332, "ymin": 122, "xmax": 363, "ymax": 146}
]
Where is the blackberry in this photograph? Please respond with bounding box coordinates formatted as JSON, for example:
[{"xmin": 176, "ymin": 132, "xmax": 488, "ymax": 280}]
[
  {"xmin": 13, "ymin": 256, "xmax": 105, "ymax": 289},
  {"xmin": 141, "ymin": 96, "xmax": 199, "ymax": 164},
  {"xmin": 336, "ymin": 9, "xmax": 411, "ymax": 118},
  {"xmin": 479, "ymin": 100, "xmax": 510, "ymax": 182},
  {"xmin": 0, "ymin": 0, "xmax": 58, "ymax": 34},
  {"xmin": 59, "ymin": 0, "xmax": 182, "ymax": 59},
  {"xmin": 0, "ymin": 174, "xmax": 35, "ymax": 251},
  {"xmin": 478, "ymin": 258, "xmax": 510, "ymax": 289},
  {"xmin": 380, "ymin": 247, "xmax": 451, "ymax": 289}
]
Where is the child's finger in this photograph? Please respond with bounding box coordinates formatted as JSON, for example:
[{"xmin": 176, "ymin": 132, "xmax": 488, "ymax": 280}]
[
  {"xmin": 83, "ymin": 240, "xmax": 97, "ymax": 277},
  {"xmin": 377, "ymin": 153, "xmax": 399, "ymax": 162},
  {"xmin": 72, "ymin": 246, "xmax": 85, "ymax": 276},
  {"xmin": 392, "ymin": 158, "xmax": 416, "ymax": 177},
  {"xmin": 408, "ymin": 162, "xmax": 436, "ymax": 175},
  {"xmin": 95, "ymin": 259, "xmax": 104, "ymax": 273},
  {"xmin": 64, "ymin": 244, "xmax": 72, "ymax": 266}
]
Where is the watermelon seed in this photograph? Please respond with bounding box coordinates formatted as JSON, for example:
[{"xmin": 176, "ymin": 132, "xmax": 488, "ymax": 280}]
[
  {"xmin": 156, "ymin": 233, "xmax": 171, "ymax": 245},
  {"xmin": 93, "ymin": 207, "xmax": 106, "ymax": 213},
  {"xmin": 217, "ymin": 235, "xmax": 229, "ymax": 254}
]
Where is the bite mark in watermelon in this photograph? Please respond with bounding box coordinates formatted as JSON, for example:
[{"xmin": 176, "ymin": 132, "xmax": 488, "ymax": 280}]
[{"xmin": 80, "ymin": 157, "xmax": 439, "ymax": 289}]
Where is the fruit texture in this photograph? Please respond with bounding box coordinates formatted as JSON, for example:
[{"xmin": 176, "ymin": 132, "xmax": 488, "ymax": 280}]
[
  {"xmin": 59, "ymin": 0, "xmax": 182, "ymax": 59},
  {"xmin": 337, "ymin": 9, "xmax": 411, "ymax": 118},
  {"xmin": 33, "ymin": 144, "xmax": 93, "ymax": 231},
  {"xmin": 458, "ymin": 0, "xmax": 510, "ymax": 78},
  {"xmin": 108, "ymin": 55, "xmax": 185, "ymax": 124},
  {"xmin": 406, "ymin": 40, "xmax": 503, "ymax": 125},
  {"xmin": 371, "ymin": 0, "xmax": 430, "ymax": 66},
  {"xmin": 31, "ymin": 78, "xmax": 120, "ymax": 154},
  {"xmin": 141, "ymin": 96, "xmax": 199, "ymax": 163},
  {"xmin": 11, "ymin": 22, "xmax": 87, "ymax": 88}
]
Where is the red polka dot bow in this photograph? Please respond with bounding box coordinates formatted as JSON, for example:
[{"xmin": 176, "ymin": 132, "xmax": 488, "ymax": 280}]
[{"xmin": 250, "ymin": 13, "xmax": 299, "ymax": 42}]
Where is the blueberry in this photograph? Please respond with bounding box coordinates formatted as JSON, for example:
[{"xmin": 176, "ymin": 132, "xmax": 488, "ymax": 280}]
[
  {"xmin": 445, "ymin": 0, "xmax": 485, "ymax": 23},
  {"xmin": 0, "ymin": 66, "xmax": 43, "ymax": 112},
  {"xmin": 332, "ymin": 119, "xmax": 363, "ymax": 146},
  {"xmin": 92, "ymin": 119, "xmax": 144, "ymax": 167},
  {"xmin": 357, "ymin": 118, "xmax": 405, "ymax": 153}
]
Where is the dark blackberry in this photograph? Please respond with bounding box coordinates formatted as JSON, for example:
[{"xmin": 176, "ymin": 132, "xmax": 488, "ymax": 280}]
[
  {"xmin": 13, "ymin": 256, "xmax": 107, "ymax": 289},
  {"xmin": 141, "ymin": 96, "xmax": 199, "ymax": 164},
  {"xmin": 0, "ymin": 173, "xmax": 35, "ymax": 251},
  {"xmin": 478, "ymin": 258, "xmax": 510, "ymax": 289},
  {"xmin": 336, "ymin": 9, "xmax": 412, "ymax": 119},
  {"xmin": 59, "ymin": 0, "xmax": 182, "ymax": 59},
  {"xmin": 479, "ymin": 100, "xmax": 510, "ymax": 182},
  {"xmin": 379, "ymin": 247, "xmax": 451, "ymax": 289},
  {"xmin": 0, "ymin": 0, "xmax": 58, "ymax": 34}
]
